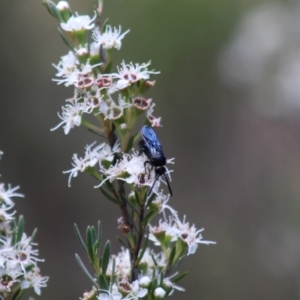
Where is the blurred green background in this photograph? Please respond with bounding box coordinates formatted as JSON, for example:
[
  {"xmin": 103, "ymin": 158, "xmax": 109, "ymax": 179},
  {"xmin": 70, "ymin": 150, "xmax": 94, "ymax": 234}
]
[{"xmin": 2, "ymin": 0, "xmax": 300, "ymax": 299}]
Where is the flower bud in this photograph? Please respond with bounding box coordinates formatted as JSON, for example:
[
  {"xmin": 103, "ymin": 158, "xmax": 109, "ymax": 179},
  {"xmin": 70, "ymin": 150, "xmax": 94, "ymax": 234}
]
[
  {"xmin": 118, "ymin": 217, "xmax": 131, "ymax": 234},
  {"xmin": 154, "ymin": 287, "xmax": 166, "ymax": 299},
  {"xmin": 139, "ymin": 276, "xmax": 151, "ymax": 288},
  {"xmin": 76, "ymin": 47, "xmax": 89, "ymax": 64},
  {"xmin": 56, "ymin": 1, "xmax": 72, "ymax": 22}
]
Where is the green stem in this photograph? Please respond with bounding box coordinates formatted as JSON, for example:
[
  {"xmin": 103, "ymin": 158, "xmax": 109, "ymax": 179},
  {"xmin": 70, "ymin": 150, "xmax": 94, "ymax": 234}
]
[{"xmin": 81, "ymin": 118, "xmax": 104, "ymax": 134}]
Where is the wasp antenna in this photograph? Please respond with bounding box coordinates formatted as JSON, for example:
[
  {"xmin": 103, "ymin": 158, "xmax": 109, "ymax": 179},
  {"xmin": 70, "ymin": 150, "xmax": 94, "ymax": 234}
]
[{"xmin": 164, "ymin": 173, "xmax": 173, "ymax": 197}]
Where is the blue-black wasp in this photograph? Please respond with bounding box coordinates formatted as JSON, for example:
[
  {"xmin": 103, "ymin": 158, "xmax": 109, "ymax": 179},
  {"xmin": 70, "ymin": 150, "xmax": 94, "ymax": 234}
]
[{"xmin": 139, "ymin": 125, "xmax": 173, "ymax": 196}]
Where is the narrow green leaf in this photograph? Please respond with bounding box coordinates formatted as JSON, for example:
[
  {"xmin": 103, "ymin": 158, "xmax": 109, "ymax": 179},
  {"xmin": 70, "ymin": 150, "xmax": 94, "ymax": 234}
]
[
  {"xmin": 132, "ymin": 233, "xmax": 137, "ymax": 246},
  {"xmin": 42, "ymin": 0, "xmax": 54, "ymax": 16},
  {"xmin": 57, "ymin": 27, "xmax": 74, "ymax": 51},
  {"xmin": 172, "ymin": 271, "xmax": 188, "ymax": 283},
  {"xmin": 29, "ymin": 228, "xmax": 38, "ymax": 244},
  {"xmin": 171, "ymin": 256, "xmax": 184, "ymax": 272},
  {"xmin": 123, "ymin": 196, "xmax": 139, "ymax": 215},
  {"xmin": 150, "ymin": 253, "xmax": 158, "ymax": 267},
  {"xmin": 11, "ymin": 219, "xmax": 17, "ymax": 231},
  {"xmin": 134, "ymin": 191, "xmax": 141, "ymax": 206},
  {"xmin": 101, "ymin": 240, "xmax": 111, "ymax": 275},
  {"xmin": 87, "ymin": 128, "xmax": 106, "ymax": 138},
  {"xmin": 136, "ymin": 234, "xmax": 149, "ymax": 264},
  {"xmin": 146, "ymin": 193, "xmax": 156, "ymax": 208},
  {"xmin": 127, "ymin": 212, "xmax": 138, "ymax": 232},
  {"xmin": 74, "ymin": 224, "xmax": 88, "ymax": 255},
  {"xmin": 97, "ymin": 221, "xmax": 102, "ymax": 252},
  {"xmin": 101, "ymin": 18, "xmax": 109, "ymax": 32},
  {"xmin": 167, "ymin": 245, "xmax": 176, "ymax": 269},
  {"xmin": 11, "ymin": 288, "xmax": 24, "ymax": 300},
  {"xmin": 126, "ymin": 132, "xmax": 139, "ymax": 153},
  {"xmin": 151, "ymin": 277, "xmax": 158, "ymax": 292},
  {"xmin": 43, "ymin": 0, "xmax": 63, "ymax": 22},
  {"xmin": 159, "ymin": 269, "xmax": 164, "ymax": 286},
  {"xmin": 98, "ymin": 273, "xmax": 108, "ymax": 290},
  {"xmin": 141, "ymin": 210, "xmax": 156, "ymax": 227},
  {"xmin": 11, "ymin": 229, "xmax": 16, "ymax": 246},
  {"xmin": 75, "ymin": 254, "xmax": 99, "ymax": 288},
  {"xmin": 110, "ymin": 257, "xmax": 116, "ymax": 287},
  {"xmin": 93, "ymin": 240, "xmax": 99, "ymax": 256},
  {"xmin": 16, "ymin": 215, "xmax": 24, "ymax": 243},
  {"xmin": 151, "ymin": 267, "xmax": 156, "ymax": 280},
  {"xmin": 99, "ymin": 187, "xmax": 119, "ymax": 205},
  {"xmin": 86, "ymin": 227, "xmax": 95, "ymax": 263},
  {"xmin": 24, "ymin": 263, "xmax": 35, "ymax": 273},
  {"xmin": 116, "ymin": 236, "xmax": 129, "ymax": 249},
  {"xmin": 103, "ymin": 60, "xmax": 113, "ymax": 73},
  {"xmin": 91, "ymin": 226, "xmax": 97, "ymax": 245}
]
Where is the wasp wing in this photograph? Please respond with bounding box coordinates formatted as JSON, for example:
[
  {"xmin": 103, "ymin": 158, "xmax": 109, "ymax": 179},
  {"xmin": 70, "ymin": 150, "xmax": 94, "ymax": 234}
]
[{"xmin": 141, "ymin": 125, "xmax": 164, "ymax": 158}]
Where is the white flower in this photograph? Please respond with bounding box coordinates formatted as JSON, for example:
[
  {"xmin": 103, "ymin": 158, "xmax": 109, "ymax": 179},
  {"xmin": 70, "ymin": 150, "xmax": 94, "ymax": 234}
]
[
  {"xmin": 90, "ymin": 41, "xmax": 100, "ymax": 56},
  {"xmin": 173, "ymin": 215, "xmax": 216, "ymax": 255},
  {"xmin": 92, "ymin": 26, "xmax": 130, "ymax": 50},
  {"xmin": 126, "ymin": 280, "xmax": 148, "ymax": 299},
  {"xmin": 163, "ymin": 273, "xmax": 185, "ymax": 295},
  {"xmin": 98, "ymin": 284, "xmax": 122, "ymax": 300},
  {"xmin": 148, "ymin": 217, "xmax": 178, "ymax": 246},
  {"xmin": 151, "ymin": 192, "xmax": 177, "ymax": 219},
  {"xmin": 0, "ymin": 264, "xmax": 23, "ymax": 292},
  {"xmin": 7, "ymin": 234, "xmax": 44, "ymax": 273},
  {"xmin": 123, "ymin": 155, "xmax": 148, "ymax": 185},
  {"xmin": 21, "ymin": 266, "xmax": 48, "ymax": 295},
  {"xmin": 97, "ymin": 152, "xmax": 150, "ymax": 188},
  {"xmin": 82, "ymin": 92, "xmax": 104, "ymax": 113},
  {"xmin": 0, "ymin": 184, "xmax": 23, "ymax": 206},
  {"xmin": 60, "ymin": 12, "xmax": 96, "ymax": 32},
  {"xmin": 111, "ymin": 61, "xmax": 160, "ymax": 90},
  {"xmin": 53, "ymin": 51, "xmax": 78, "ymax": 78},
  {"xmin": 138, "ymin": 248, "xmax": 167, "ymax": 272},
  {"xmin": 147, "ymin": 103, "xmax": 162, "ymax": 127},
  {"xmin": 0, "ymin": 203, "xmax": 16, "ymax": 223},
  {"xmin": 53, "ymin": 67, "xmax": 79, "ymax": 87},
  {"xmin": 64, "ymin": 142, "xmax": 118, "ymax": 187},
  {"xmin": 51, "ymin": 99, "xmax": 82, "ymax": 134},
  {"xmin": 53, "ymin": 59, "xmax": 100, "ymax": 87},
  {"xmin": 106, "ymin": 248, "xmax": 131, "ymax": 279},
  {"xmin": 99, "ymin": 96, "xmax": 132, "ymax": 120}
]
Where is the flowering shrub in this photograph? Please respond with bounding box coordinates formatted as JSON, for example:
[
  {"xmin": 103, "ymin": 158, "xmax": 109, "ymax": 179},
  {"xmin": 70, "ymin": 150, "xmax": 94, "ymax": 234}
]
[
  {"xmin": 0, "ymin": 151, "xmax": 48, "ymax": 299},
  {"xmin": 43, "ymin": 1, "xmax": 215, "ymax": 299}
]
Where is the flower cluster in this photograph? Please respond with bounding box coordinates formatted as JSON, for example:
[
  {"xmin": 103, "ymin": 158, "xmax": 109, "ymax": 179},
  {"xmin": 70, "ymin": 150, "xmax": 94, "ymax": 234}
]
[
  {"xmin": 50, "ymin": 2, "xmax": 161, "ymax": 136},
  {"xmin": 0, "ymin": 153, "xmax": 48, "ymax": 298},
  {"xmin": 44, "ymin": 1, "xmax": 215, "ymax": 299}
]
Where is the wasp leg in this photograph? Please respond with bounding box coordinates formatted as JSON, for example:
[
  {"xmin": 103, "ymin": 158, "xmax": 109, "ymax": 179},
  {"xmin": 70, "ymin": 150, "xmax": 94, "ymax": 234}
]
[
  {"xmin": 163, "ymin": 173, "xmax": 173, "ymax": 197},
  {"xmin": 147, "ymin": 171, "xmax": 161, "ymax": 196},
  {"xmin": 144, "ymin": 161, "xmax": 153, "ymax": 180}
]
